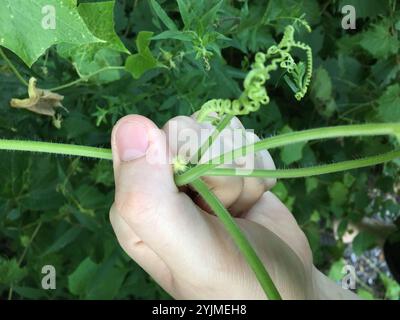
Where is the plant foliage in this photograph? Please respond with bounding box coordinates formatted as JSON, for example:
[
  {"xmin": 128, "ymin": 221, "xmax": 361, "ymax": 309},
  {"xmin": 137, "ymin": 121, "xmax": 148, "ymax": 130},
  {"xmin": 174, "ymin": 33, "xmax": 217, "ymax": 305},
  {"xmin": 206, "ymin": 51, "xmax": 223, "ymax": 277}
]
[{"xmin": 0, "ymin": 0, "xmax": 399, "ymax": 299}]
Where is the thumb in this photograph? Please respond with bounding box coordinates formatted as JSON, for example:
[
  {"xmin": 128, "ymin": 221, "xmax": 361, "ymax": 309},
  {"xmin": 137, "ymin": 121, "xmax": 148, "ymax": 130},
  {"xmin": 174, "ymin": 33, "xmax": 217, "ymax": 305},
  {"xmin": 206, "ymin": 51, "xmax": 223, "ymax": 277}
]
[
  {"xmin": 111, "ymin": 115, "xmax": 212, "ymax": 265},
  {"xmin": 111, "ymin": 115, "xmax": 177, "ymax": 231}
]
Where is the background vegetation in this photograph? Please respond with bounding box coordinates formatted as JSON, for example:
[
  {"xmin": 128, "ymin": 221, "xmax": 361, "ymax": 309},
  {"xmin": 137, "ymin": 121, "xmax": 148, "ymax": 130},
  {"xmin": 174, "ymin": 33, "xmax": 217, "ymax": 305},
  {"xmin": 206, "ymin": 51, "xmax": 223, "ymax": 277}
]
[{"xmin": 0, "ymin": 0, "xmax": 399, "ymax": 299}]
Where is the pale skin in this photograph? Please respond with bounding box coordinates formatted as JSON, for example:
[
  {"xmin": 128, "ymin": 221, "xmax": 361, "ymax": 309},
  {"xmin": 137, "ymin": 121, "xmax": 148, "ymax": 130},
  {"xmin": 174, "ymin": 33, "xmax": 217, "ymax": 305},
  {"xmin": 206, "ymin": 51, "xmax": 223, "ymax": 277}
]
[{"xmin": 109, "ymin": 113, "xmax": 359, "ymax": 300}]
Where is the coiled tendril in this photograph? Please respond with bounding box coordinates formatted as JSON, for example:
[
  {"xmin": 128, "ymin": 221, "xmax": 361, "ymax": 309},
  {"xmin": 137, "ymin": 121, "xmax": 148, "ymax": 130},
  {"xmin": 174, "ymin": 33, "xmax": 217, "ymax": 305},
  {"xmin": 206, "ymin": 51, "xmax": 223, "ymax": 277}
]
[{"xmin": 197, "ymin": 24, "xmax": 313, "ymax": 122}]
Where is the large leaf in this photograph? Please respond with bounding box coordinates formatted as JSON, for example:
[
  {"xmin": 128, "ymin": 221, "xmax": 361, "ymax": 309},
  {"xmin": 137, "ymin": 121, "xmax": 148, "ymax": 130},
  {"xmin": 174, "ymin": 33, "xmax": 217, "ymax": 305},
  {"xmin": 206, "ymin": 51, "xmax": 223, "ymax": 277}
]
[
  {"xmin": 57, "ymin": 46, "xmax": 123, "ymax": 83},
  {"xmin": 328, "ymin": 182, "xmax": 348, "ymax": 207},
  {"xmin": 57, "ymin": 1, "xmax": 128, "ymax": 82},
  {"xmin": 352, "ymin": 231, "xmax": 378, "ymax": 256},
  {"xmin": 68, "ymin": 253, "xmax": 128, "ymax": 299},
  {"xmin": 42, "ymin": 226, "xmax": 82, "ymax": 255},
  {"xmin": 338, "ymin": 0, "xmax": 390, "ymax": 18},
  {"xmin": 125, "ymin": 31, "xmax": 160, "ymax": 79},
  {"xmin": 77, "ymin": 1, "xmax": 128, "ymax": 54},
  {"xmin": 312, "ymin": 67, "xmax": 333, "ymax": 102},
  {"xmin": 328, "ymin": 259, "xmax": 345, "ymax": 282},
  {"xmin": 380, "ymin": 273, "xmax": 400, "ymax": 300},
  {"xmin": 68, "ymin": 257, "xmax": 98, "ymax": 297},
  {"xmin": 0, "ymin": 258, "xmax": 27, "ymax": 286},
  {"xmin": 359, "ymin": 19, "xmax": 400, "ymax": 59},
  {"xmin": 149, "ymin": 0, "xmax": 178, "ymax": 31},
  {"xmin": 0, "ymin": 0, "xmax": 101, "ymax": 66},
  {"xmin": 279, "ymin": 126, "xmax": 306, "ymax": 165},
  {"xmin": 85, "ymin": 260, "xmax": 127, "ymax": 299},
  {"xmin": 377, "ymin": 84, "xmax": 400, "ymax": 122}
]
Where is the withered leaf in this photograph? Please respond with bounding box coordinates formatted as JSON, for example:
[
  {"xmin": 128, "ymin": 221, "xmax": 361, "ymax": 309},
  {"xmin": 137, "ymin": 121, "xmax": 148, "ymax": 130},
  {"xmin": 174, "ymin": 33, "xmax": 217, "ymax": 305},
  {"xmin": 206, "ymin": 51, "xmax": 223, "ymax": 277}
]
[{"xmin": 10, "ymin": 77, "xmax": 66, "ymax": 117}]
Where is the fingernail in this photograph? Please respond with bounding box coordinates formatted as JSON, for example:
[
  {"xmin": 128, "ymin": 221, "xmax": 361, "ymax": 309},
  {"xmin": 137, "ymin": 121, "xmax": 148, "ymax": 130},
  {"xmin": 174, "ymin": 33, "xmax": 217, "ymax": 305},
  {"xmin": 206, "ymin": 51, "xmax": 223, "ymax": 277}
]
[{"xmin": 116, "ymin": 121, "xmax": 149, "ymax": 161}]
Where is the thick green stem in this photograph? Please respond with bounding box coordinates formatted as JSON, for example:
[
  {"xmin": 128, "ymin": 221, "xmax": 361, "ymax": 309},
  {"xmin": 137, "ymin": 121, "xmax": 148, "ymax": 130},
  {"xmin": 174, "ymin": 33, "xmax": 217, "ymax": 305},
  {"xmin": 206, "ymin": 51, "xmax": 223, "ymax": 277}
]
[
  {"xmin": 205, "ymin": 150, "xmax": 400, "ymax": 178},
  {"xmin": 190, "ymin": 178, "xmax": 282, "ymax": 300},
  {"xmin": 176, "ymin": 123, "xmax": 400, "ymax": 186},
  {"xmin": 1, "ymin": 123, "xmax": 398, "ymax": 180},
  {"xmin": 1, "ymin": 125, "xmax": 398, "ymax": 301},
  {"xmin": 0, "ymin": 139, "xmax": 112, "ymax": 160}
]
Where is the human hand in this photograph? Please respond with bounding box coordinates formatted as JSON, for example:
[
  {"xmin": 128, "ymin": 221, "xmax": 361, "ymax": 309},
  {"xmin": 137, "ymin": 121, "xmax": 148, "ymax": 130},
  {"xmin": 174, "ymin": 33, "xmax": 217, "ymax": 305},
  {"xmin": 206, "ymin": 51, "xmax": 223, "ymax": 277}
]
[{"xmin": 109, "ymin": 114, "xmax": 357, "ymax": 299}]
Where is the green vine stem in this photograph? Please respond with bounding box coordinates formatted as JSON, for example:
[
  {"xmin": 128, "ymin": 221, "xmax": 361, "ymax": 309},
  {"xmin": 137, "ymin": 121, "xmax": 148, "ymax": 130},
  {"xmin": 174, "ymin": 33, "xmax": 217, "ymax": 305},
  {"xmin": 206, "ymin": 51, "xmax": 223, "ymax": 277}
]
[
  {"xmin": 1, "ymin": 137, "xmax": 397, "ymax": 182},
  {"xmin": 175, "ymin": 123, "xmax": 400, "ymax": 186},
  {"xmin": 0, "ymin": 123, "xmax": 398, "ymax": 180},
  {"xmin": 0, "ymin": 46, "xmax": 125, "ymax": 92},
  {"xmin": 190, "ymin": 178, "xmax": 282, "ymax": 300},
  {"xmin": 48, "ymin": 66, "xmax": 126, "ymax": 91},
  {"xmin": 204, "ymin": 149, "xmax": 400, "ymax": 178},
  {"xmin": 0, "ymin": 139, "xmax": 112, "ymax": 160},
  {"xmin": 1, "ymin": 123, "xmax": 399, "ymax": 301}
]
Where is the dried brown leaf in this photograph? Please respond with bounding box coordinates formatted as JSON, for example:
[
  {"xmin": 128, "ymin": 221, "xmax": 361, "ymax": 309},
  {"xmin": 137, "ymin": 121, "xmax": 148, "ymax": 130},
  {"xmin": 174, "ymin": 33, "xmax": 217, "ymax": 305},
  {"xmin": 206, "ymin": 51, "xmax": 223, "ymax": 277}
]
[{"xmin": 10, "ymin": 77, "xmax": 65, "ymax": 117}]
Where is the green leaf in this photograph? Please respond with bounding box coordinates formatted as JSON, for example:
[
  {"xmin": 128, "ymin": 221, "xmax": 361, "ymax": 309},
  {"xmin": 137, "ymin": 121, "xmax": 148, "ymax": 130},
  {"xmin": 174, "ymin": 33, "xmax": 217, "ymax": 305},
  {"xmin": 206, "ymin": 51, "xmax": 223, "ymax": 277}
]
[
  {"xmin": 337, "ymin": 219, "xmax": 348, "ymax": 239},
  {"xmin": 57, "ymin": 1, "xmax": 128, "ymax": 82},
  {"xmin": 90, "ymin": 160, "xmax": 114, "ymax": 187},
  {"xmin": 0, "ymin": 0, "xmax": 101, "ymax": 66},
  {"xmin": 125, "ymin": 31, "xmax": 159, "ymax": 79},
  {"xmin": 43, "ymin": 227, "xmax": 82, "ymax": 255},
  {"xmin": 328, "ymin": 182, "xmax": 348, "ymax": 206},
  {"xmin": 310, "ymin": 210, "xmax": 320, "ymax": 223},
  {"xmin": 380, "ymin": 273, "xmax": 400, "ymax": 300},
  {"xmin": 264, "ymin": 0, "xmax": 320, "ymax": 25},
  {"xmin": 280, "ymin": 142, "xmax": 305, "ymax": 165},
  {"xmin": 271, "ymin": 181, "xmax": 288, "ymax": 200},
  {"xmin": 343, "ymin": 173, "xmax": 355, "ymax": 187},
  {"xmin": 14, "ymin": 286, "xmax": 47, "ymax": 299},
  {"xmin": 311, "ymin": 66, "xmax": 336, "ymax": 117},
  {"xmin": 396, "ymin": 20, "xmax": 400, "ymax": 32},
  {"xmin": 177, "ymin": 0, "xmax": 191, "ymax": 28},
  {"xmin": 200, "ymin": 0, "xmax": 224, "ymax": 27},
  {"xmin": 377, "ymin": 84, "xmax": 400, "ymax": 122},
  {"xmin": 68, "ymin": 257, "xmax": 98, "ymax": 296},
  {"xmin": 303, "ymin": 223, "xmax": 320, "ymax": 254},
  {"xmin": 312, "ymin": 67, "xmax": 332, "ymax": 102},
  {"xmin": 359, "ymin": 19, "xmax": 400, "ymax": 59},
  {"xmin": 77, "ymin": 1, "xmax": 128, "ymax": 54},
  {"xmin": 305, "ymin": 177, "xmax": 318, "ymax": 193},
  {"xmin": 352, "ymin": 231, "xmax": 378, "ymax": 256},
  {"xmin": 136, "ymin": 31, "xmax": 152, "ymax": 52},
  {"xmin": 284, "ymin": 75, "xmax": 299, "ymax": 94},
  {"xmin": 149, "ymin": 0, "xmax": 178, "ymax": 31},
  {"xmin": 152, "ymin": 30, "xmax": 194, "ymax": 42},
  {"xmin": 338, "ymin": 0, "xmax": 390, "ymax": 18},
  {"xmin": 357, "ymin": 289, "xmax": 374, "ymax": 300},
  {"xmin": 75, "ymin": 184, "xmax": 108, "ymax": 209},
  {"xmin": 85, "ymin": 253, "xmax": 128, "ymax": 299},
  {"xmin": 68, "ymin": 253, "xmax": 128, "ymax": 299},
  {"xmin": 0, "ymin": 258, "xmax": 27, "ymax": 285},
  {"xmin": 7, "ymin": 208, "xmax": 20, "ymax": 221},
  {"xmin": 328, "ymin": 259, "xmax": 345, "ymax": 282},
  {"xmin": 279, "ymin": 126, "xmax": 306, "ymax": 165}
]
